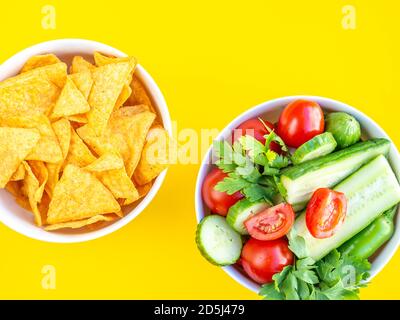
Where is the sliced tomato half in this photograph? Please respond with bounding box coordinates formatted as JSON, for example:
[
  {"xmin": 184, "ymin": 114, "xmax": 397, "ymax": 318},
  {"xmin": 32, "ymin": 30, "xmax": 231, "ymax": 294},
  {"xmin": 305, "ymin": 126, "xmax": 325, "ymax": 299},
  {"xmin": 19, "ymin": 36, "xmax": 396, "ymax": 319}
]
[
  {"xmin": 306, "ymin": 188, "xmax": 347, "ymax": 239},
  {"xmin": 244, "ymin": 203, "xmax": 295, "ymax": 241}
]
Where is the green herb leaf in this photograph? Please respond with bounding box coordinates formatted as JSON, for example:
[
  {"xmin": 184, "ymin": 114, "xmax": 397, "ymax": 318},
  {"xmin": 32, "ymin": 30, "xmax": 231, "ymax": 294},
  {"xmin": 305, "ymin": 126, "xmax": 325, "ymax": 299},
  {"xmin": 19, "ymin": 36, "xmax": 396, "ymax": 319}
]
[
  {"xmin": 214, "ymin": 173, "xmax": 249, "ymax": 195},
  {"xmin": 288, "ymin": 232, "xmax": 307, "ymax": 259},
  {"xmin": 259, "ymin": 283, "xmax": 284, "ymax": 300}
]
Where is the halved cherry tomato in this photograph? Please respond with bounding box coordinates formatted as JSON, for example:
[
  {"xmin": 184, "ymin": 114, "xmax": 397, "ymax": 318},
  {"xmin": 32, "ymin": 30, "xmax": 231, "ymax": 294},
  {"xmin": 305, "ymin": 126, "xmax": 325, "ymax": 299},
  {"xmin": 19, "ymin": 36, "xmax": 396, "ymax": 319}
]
[
  {"xmin": 306, "ymin": 188, "xmax": 347, "ymax": 239},
  {"xmin": 202, "ymin": 167, "xmax": 243, "ymax": 216},
  {"xmin": 277, "ymin": 99, "xmax": 324, "ymax": 148},
  {"xmin": 241, "ymin": 238, "xmax": 294, "ymax": 284},
  {"xmin": 244, "ymin": 203, "xmax": 295, "ymax": 241},
  {"xmin": 233, "ymin": 117, "xmax": 281, "ymax": 153}
]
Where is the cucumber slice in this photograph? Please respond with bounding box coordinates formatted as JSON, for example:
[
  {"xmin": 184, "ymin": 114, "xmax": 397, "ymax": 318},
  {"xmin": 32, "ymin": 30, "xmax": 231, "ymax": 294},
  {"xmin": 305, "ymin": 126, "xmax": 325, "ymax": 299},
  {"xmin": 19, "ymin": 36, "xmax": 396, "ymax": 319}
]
[
  {"xmin": 226, "ymin": 199, "xmax": 270, "ymax": 234},
  {"xmin": 292, "ymin": 132, "xmax": 337, "ymax": 165},
  {"xmin": 288, "ymin": 155, "xmax": 400, "ymax": 261},
  {"xmin": 281, "ymin": 138, "xmax": 391, "ymax": 211},
  {"xmin": 196, "ymin": 215, "xmax": 242, "ymax": 266}
]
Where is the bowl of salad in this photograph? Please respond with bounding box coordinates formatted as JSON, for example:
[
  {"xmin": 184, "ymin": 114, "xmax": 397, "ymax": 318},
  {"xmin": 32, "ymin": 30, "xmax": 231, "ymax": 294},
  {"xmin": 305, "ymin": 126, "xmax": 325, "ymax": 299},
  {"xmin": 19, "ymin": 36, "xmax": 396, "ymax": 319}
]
[{"xmin": 195, "ymin": 96, "xmax": 400, "ymax": 300}]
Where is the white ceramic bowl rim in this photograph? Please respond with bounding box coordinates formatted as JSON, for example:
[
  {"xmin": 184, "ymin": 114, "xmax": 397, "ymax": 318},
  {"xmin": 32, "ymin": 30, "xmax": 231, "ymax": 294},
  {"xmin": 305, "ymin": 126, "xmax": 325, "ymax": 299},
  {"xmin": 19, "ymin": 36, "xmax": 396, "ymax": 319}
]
[
  {"xmin": 195, "ymin": 95, "xmax": 400, "ymax": 293},
  {"xmin": 0, "ymin": 39, "xmax": 172, "ymax": 243}
]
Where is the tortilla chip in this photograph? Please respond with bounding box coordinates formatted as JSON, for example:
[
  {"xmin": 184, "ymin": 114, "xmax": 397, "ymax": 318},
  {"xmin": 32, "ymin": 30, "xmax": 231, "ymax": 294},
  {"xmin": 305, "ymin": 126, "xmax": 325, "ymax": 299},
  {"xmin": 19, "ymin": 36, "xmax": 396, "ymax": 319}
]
[
  {"xmin": 63, "ymin": 128, "xmax": 96, "ymax": 169},
  {"xmin": 21, "ymin": 161, "xmax": 48, "ymax": 226},
  {"xmin": 47, "ymin": 164, "xmax": 120, "ymax": 224},
  {"xmin": 137, "ymin": 181, "xmax": 153, "ymax": 199},
  {"xmin": 10, "ymin": 163, "xmax": 26, "ymax": 181},
  {"xmin": 21, "ymin": 54, "xmax": 60, "ymax": 73},
  {"xmin": 0, "ymin": 127, "xmax": 40, "ymax": 188},
  {"xmin": 97, "ymin": 167, "xmax": 139, "ymax": 205},
  {"xmin": 22, "ymin": 62, "xmax": 67, "ymax": 89},
  {"xmin": 0, "ymin": 73, "xmax": 60, "ymax": 117},
  {"xmin": 50, "ymin": 76, "xmax": 90, "ymax": 119},
  {"xmin": 77, "ymin": 106, "xmax": 155, "ymax": 177},
  {"xmin": 127, "ymin": 75, "xmax": 156, "ymax": 113},
  {"xmin": 45, "ymin": 214, "xmax": 116, "ymax": 231},
  {"xmin": 70, "ymin": 56, "xmax": 95, "ymax": 74},
  {"xmin": 52, "ymin": 118, "xmax": 71, "ymax": 159},
  {"xmin": 0, "ymin": 115, "xmax": 63, "ymax": 163},
  {"xmin": 133, "ymin": 126, "xmax": 169, "ymax": 185},
  {"xmin": 109, "ymin": 107, "xmax": 155, "ymax": 177},
  {"xmin": 93, "ymin": 52, "xmax": 136, "ymax": 110},
  {"xmin": 84, "ymin": 152, "xmax": 124, "ymax": 172},
  {"xmin": 45, "ymin": 118, "xmax": 71, "ymax": 197},
  {"xmin": 115, "ymin": 85, "xmax": 132, "ymax": 109},
  {"xmin": 28, "ymin": 161, "xmax": 48, "ymax": 202},
  {"xmin": 69, "ymin": 71, "xmax": 93, "ymax": 100},
  {"xmin": 85, "ymin": 61, "xmax": 132, "ymax": 136},
  {"xmin": 6, "ymin": 181, "xmax": 32, "ymax": 211},
  {"xmin": 68, "ymin": 114, "xmax": 88, "ymax": 124}
]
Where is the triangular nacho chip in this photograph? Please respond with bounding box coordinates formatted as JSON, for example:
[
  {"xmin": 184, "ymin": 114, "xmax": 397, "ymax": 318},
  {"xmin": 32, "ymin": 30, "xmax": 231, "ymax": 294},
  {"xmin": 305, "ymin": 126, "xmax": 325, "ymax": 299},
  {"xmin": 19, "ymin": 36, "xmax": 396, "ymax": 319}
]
[
  {"xmin": 51, "ymin": 118, "xmax": 71, "ymax": 159},
  {"xmin": 84, "ymin": 152, "xmax": 139, "ymax": 205},
  {"xmin": 50, "ymin": 76, "xmax": 90, "ymax": 119},
  {"xmin": 69, "ymin": 71, "xmax": 93, "ymax": 100},
  {"xmin": 21, "ymin": 161, "xmax": 48, "ymax": 226},
  {"xmin": 47, "ymin": 164, "xmax": 120, "ymax": 224},
  {"xmin": 86, "ymin": 61, "xmax": 132, "ymax": 136},
  {"xmin": 22, "ymin": 62, "xmax": 67, "ymax": 89},
  {"xmin": 133, "ymin": 126, "xmax": 169, "ymax": 185},
  {"xmin": 77, "ymin": 106, "xmax": 155, "ymax": 177},
  {"xmin": 45, "ymin": 118, "xmax": 71, "ymax": 197},
  {"xmin": 96, "ymin": 167, "xmax": 139, "ymax": 205},
  {"xmin": 84, "ymin": 152, "xmax": 124, "ymax": 172},
  {"xmin": 0, "ymin": 127, "xmax": 40, "ymax": 188},
  {"xmin": 70, "ymin": 56, "xmax": 95, "ymax": 74},
  {"xmin": 45, "ymin": 214, "xmax": 116, "ymax": 231},
  {"xmin": 68, "ymin": 114, "xmax": 88, "ymax": 124},
  {"xmin": 93, "ymin": 52, "xmax": 137, "ymax": 110},
  {"xmin": 10, "ymin": 163, "xmax": 26, "ymax": 181},
  {"xmin": 63, "ymin": 128, "xmax": 96, "ymax": 169},
  {"xmin": 127, "ymin": 75, "xmax": 156, "ymax": 113},
  {"xmin": 21, "ymin": 54, "xmax": 60, "ymax": 73},
  {"xmin": 0, "ymin": 73, "xmax": 60, "ymax": 117}
]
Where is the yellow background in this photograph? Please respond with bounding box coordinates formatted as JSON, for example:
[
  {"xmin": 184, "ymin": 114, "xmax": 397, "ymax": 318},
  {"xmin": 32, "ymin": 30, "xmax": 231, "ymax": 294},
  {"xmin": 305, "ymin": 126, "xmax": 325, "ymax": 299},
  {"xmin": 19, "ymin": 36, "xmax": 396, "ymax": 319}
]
[{"xmin": 0, "ymin": 0, "xmax": 399, "ymax": 299}]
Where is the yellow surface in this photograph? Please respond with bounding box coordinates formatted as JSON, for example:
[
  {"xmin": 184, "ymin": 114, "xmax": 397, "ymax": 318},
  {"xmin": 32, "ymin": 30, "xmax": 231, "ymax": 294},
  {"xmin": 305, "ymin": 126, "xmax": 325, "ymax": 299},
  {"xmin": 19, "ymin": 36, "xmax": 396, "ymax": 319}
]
[{"xmin": 0, "ymin": 0, "xmax": 399, "ymax": 299}]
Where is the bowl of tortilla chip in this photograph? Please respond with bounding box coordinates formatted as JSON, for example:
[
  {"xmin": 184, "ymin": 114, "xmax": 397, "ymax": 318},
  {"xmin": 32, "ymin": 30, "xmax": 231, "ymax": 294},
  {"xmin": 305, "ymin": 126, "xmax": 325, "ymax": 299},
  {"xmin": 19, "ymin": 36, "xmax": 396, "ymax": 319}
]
[{"xmin": 0, "ymin": 39, "xmax": 171, "ymax": 242}]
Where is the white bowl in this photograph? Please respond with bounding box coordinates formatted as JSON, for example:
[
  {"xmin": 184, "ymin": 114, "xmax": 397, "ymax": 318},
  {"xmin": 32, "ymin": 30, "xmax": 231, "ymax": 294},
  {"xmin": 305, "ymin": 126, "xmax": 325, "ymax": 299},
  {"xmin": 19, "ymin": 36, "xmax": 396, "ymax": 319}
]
[
  {"xmin": 0, "ymin": 39, "xmax": 172, "ymax": 243},
  {"xmin": 195, "ymin": 95, "xmax": 400, "ymax": 293}
]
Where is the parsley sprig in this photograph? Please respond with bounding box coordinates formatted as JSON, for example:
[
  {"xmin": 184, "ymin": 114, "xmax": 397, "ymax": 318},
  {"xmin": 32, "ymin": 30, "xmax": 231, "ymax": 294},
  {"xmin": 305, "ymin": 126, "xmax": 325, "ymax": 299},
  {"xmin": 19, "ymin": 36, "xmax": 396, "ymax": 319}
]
[
  {"xmin": 259, "ymin": 249, "xmax": 370, "ymax": 300},
  {"xmin": 213, "ymin": 131, "xmax": 290, "ymax": 203}
]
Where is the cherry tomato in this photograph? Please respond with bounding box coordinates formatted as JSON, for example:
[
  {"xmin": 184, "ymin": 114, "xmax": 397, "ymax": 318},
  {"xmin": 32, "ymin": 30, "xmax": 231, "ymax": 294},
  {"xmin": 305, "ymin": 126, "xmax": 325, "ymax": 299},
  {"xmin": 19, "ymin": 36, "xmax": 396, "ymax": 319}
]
[
  {"xmin": 277, "ymin": 99, "xmax": 324, "ymax": 148},
  {"xmin": 233, "ymin": 118, "xmax": 281, "ymax": 153},
  {"xmin": 306, "ymin": 188, "xmax": 347, "ymax": 239},
  {"xmin": 244, "ymin": 203, "xmax": 295, "ymax": 241},
  {"xmin": 241, "ymin": 238, "xmax": 294, "ymax": 284},
  {"xmin": 202, "ymin": 167, "xmax": 243, "ymax": 216}
]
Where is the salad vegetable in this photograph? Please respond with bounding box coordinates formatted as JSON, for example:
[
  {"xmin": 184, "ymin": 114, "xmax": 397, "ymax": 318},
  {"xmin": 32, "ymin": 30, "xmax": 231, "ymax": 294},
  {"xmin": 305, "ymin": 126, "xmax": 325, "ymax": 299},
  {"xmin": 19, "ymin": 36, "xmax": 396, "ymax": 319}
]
[
  {"xmin": 202, "ymin": 167, "xmax": 243, "ymax": 216},
  {"xmin": 291, "ymin": 132, "xmax": 337, "ymax": 164},
  {"xmin": 233, "ymin": 117, "xmax": 281, "ymax": 153},
  {"xmin": 288, "ymin": 155, "xmax": 400, "ymax": 261},
  {"xmin": 241, "ymin": 237, "xmax": 293, "ymax": 284},
  {"xmin": 281, "ymin": 138, "xmax": 391, "ymax": 211},
  {"xmin": 259, "ymin": 249, "xmax": 370, "ymax": 300},
  {"xmin": 226, "ymin": 198, "xmax": 270, "ymax": 235},
  {"xmin": 277, "ymin": 99, "xmax": 324, "ymax": 148},
  {"xmin": 196, "ymin": 215, "xmax": 242, "ymax": 265},
  {"xmin": 325, "ymin": 112, "xmax": 361, "ymax": 149},
  {"xmin": 196, "ymin": 99, "xmax": 400, "ymax": 300},
  {"xmin": 339, "ymin": 206, "xmax": 397, "ymax": 260},
  {"xmin": 305, "ymin": 188, "xmax": 347, "ymax": 239},
  {"xmin": 244, "ymin": 203, "xmax": 295, "ymax": 241}
]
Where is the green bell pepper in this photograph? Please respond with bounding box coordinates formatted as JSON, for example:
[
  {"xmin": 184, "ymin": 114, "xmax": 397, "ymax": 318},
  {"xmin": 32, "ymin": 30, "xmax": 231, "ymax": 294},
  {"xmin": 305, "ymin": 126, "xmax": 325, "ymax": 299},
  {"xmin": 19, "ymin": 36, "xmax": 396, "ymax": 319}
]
[{"xmin": 339, "ymin": 206, "xmax": 397, "ymax": 260}]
